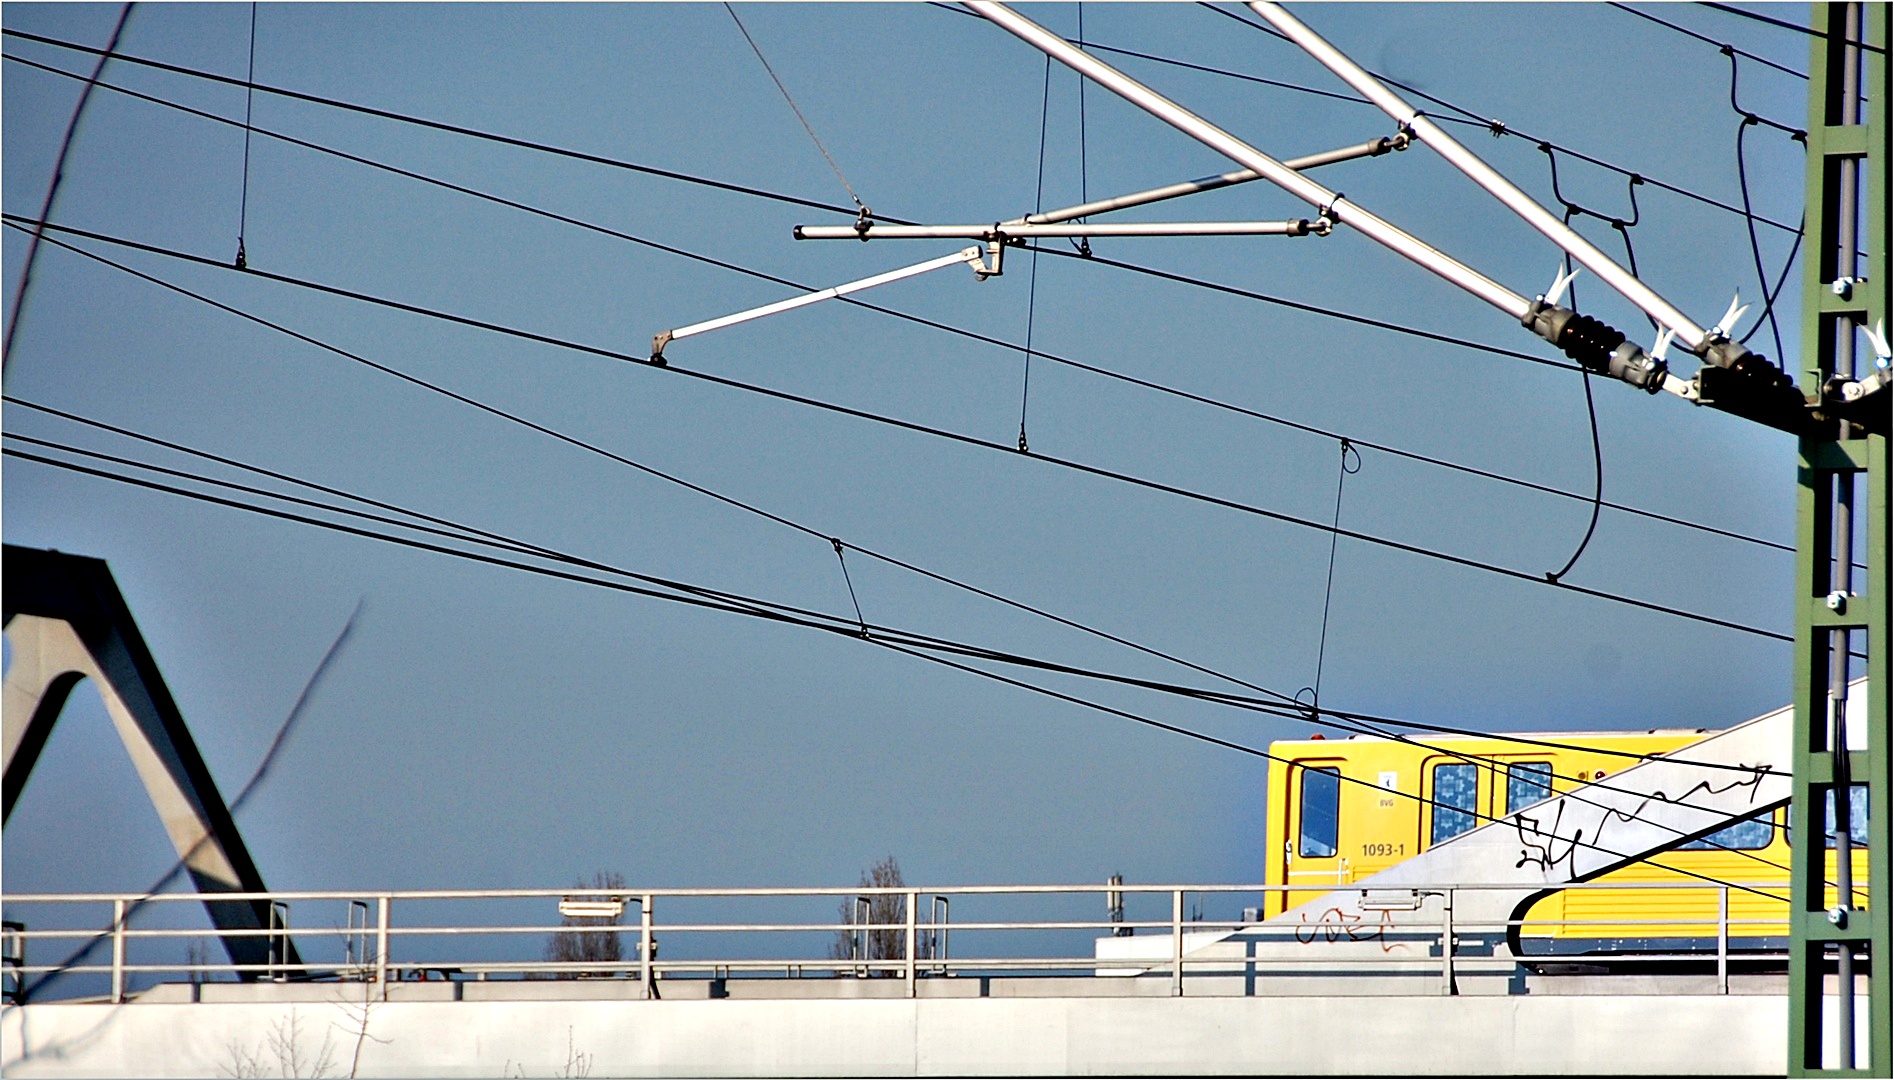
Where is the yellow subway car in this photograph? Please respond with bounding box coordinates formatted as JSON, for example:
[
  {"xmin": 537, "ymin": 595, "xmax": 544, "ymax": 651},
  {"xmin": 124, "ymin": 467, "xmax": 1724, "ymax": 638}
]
[{"xmin": 1262, "ymin": 728, "xmax": 1866, "ymax": 961}]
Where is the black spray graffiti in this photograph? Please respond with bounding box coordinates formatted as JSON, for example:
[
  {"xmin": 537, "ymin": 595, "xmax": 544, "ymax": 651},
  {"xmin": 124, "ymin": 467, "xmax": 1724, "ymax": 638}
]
[{"xmin": 1512, "ymin": 763, "xmax": 1772, "ymax": 875}]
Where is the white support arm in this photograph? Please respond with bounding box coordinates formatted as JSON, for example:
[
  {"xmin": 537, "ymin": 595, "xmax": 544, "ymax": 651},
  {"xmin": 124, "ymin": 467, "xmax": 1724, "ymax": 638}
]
[
  {"xmin": 796, "ymin": 219, "xmax": 1321, "ymax": 241},
  {"xmin": 651, "ymin": 247, "xmax": 987, "ymax": 360},
  {"xmin": 967, "ymin": 1, "xmax": 1531, "ymax": 322},
  {"xmin": 1248, "ymin": 1, "xmax": 1710, "ymax": 352},
  {"xmin": 1019, "ymin": 136, "xmax": 1403, "ymax": 226}
]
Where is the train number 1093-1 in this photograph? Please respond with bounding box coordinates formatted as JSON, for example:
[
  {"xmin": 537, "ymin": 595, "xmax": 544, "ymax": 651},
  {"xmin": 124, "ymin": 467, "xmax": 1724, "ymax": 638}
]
[{"xmin": 1360, "ymin": 842, "xmax": 1405, "ymax": 858}]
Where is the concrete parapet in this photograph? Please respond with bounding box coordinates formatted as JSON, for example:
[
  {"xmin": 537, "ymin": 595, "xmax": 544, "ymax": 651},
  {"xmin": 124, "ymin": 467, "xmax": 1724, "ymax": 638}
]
[{"xmin": 3, "ymin": 992, "xmax": 1785, "ymax": 1076}]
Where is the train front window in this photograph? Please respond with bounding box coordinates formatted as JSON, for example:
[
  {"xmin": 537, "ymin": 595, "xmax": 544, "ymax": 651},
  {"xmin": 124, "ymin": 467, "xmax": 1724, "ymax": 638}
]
[
  {"xmin": 1680, "ymin": 811, "xmax": 1775, "ymax": 851},
  {"xmin": 1431, "ymin": 763, "xmax": 1478, "ymax": 846},
  {"xmin": 1506, "ymin": 762, "xmax": 1553, "ymax": 815},
  {"xmin": 1298, "ymin": 767, "xmax": 1341, "ymax": 858}
]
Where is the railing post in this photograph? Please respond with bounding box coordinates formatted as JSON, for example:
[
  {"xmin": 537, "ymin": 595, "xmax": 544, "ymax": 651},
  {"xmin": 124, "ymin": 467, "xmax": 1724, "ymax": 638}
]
[
  {"xmin": 1171, "ymin": 889, "xmax": 1184, "ymax": 996},
  {"xmin": 1718, "ymin": 886, "xmax": 1730, "ymax": 995},
  {"xmin": 905, "ymin": 890, "xmax": 918, "ymax": 997},
  {"xmin": 1440, "ymin": 891, "xmax": 1456, "ymax": 997},
  {"xmin": 374, "ymin": 895, "xmax": 390, "ymax": 999},
  {"xmin": 640, "ymin": 894, "xmax": 654, "ymax": 999},
  {"xmin": 110, "ymin": 898, "xmax": 126, "ymax": 1004}
]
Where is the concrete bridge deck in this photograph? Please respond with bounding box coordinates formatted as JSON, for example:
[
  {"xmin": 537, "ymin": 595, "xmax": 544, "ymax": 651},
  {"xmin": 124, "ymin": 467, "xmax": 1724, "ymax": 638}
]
[{"xmin": 1, "ymin": 983, "xmax": 1810, "ymax": 1077}]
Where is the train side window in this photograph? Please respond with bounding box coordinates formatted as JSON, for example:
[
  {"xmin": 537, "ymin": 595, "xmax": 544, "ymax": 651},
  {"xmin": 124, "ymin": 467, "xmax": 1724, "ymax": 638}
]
[
  {"xmin": 1826, "ymin": 785, "xmax": 1870, "ymax": 848},
  {"xmin": 1506, "ymin": 762, "xmax": 1553, "ymax": 815},
  {"xmin": 1679, "ymin": 811, "xmax": 1775, "ymax": 851},
  {"xmin": 1299, "ymin": 767, "xmax": 1341, "ymax": 858},
  {"xmin": 1430, "ymin": 762, "xmax": 1478, "ymax": 846}
]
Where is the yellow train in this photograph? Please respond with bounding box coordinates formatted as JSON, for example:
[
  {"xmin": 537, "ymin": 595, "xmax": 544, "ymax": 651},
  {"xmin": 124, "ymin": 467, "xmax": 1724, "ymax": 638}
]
[{"xmin": 1261, "ymin": 727, "xmax": 1866, "ymax": 961}]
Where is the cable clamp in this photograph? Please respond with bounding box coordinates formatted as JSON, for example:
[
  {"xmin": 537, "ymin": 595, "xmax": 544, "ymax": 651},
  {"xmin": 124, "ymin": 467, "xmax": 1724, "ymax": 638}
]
[
  {"xmin": 853, "ymin": 205, "xmax": 875, "ymax": 239},
  {"xmin": 970, "ymin": 239, "xmax": 1004, "ymax": 280},
  {"xmin": 1313, "ymin": 193, "xmax": 1342, "ymax": 233}
]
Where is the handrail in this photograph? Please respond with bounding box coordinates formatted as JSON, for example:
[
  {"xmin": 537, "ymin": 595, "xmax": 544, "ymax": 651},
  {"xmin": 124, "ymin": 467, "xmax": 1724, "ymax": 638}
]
[{"xmin": 0, "ymin": 880, "xmax": 1800, "ymax": 1003}]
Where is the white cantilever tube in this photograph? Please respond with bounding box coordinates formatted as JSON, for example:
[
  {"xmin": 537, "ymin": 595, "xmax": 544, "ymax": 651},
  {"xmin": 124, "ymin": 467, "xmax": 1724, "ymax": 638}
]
[
  {"xmin": 1248, "ymin": 1, "xmax": 1709, "ymax": 352},
  {"xmin": 1018, "ymin": 136, "xmax": 1399, "ymax": 226},
  {"xmin": 651, "ymin": 247, "xmax": 984, "ymax": 360},
  {"xmin": 967, "ymin": 1, "xmax": 1531, "ymax": 322},
  {"xmin": 796, "ymin": 220, "xmax": 1318, "ymax": 240}
]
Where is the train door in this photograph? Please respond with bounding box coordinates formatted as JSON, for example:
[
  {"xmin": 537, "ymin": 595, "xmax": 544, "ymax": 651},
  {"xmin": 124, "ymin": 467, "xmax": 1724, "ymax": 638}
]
[
  {"xmin": 1282, "ymin": 760, "xmax": 1347, "ymax": 912},
  {"xmin": 1423, "ymin": 757, "xmax": 1481, "ymax": 850}
]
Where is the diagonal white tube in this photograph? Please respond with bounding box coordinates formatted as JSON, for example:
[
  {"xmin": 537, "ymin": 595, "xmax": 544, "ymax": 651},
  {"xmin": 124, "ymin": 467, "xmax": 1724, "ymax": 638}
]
[
  {"xmin": 1018, "ymin": 137, "xmax": 1397, "ymax": 225},
  {"xmin": 657, "ymin": 247, "xmax": 982, "ymax": 351},
  {"xmin": 1248, "ymin": 1, "xmax": 1708, "ymax": 351},
  {"xmin": 968, "ymin": 1, "xmax": 1531, "ymax": 321}
]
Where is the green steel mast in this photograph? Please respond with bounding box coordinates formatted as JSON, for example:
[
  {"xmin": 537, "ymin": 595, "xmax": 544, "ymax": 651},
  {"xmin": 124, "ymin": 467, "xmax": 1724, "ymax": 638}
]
[{"xmin": 1788, "ymin": 3, "xmax": 1889, "ymax": 1074}]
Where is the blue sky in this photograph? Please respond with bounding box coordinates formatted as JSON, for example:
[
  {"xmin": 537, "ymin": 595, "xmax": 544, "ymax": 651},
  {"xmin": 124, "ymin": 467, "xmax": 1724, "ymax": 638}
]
[{"xmin": 3, "ymin": 0, "xmax": 1819, "ymax": 933}]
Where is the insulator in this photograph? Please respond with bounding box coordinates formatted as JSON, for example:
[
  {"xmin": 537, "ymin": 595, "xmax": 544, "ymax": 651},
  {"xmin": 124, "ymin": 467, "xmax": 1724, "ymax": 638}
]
[{"xmin": 1553, "ymin": 313, "xmax": 1626, "ymax": 373}]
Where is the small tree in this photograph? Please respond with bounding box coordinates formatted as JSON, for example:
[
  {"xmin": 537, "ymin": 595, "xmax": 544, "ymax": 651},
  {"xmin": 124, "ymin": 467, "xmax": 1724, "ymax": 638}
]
[
  {"xmin": 830, "ymin": 855, "xmax": 905, "ymax": 975},
  {"xmin": 545, "ymin": 871, "xmax": 625, "ymax": 977}
]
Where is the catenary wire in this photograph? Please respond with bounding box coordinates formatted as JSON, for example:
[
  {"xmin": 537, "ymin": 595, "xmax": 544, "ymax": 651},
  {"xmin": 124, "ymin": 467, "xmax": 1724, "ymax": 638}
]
[
  {"xmin": 1698, "ymin": 2, "xmax": 1877, "ymax": 47},
  {"xmin": 6, "ymin": 42, "xmax": 1822, "ymax": 570},
  {"xmin": 0, "ymin": 235, "xmax": 1810, "ymax": 782},
  {"xmin": 0, "ymin": 8, "xmax": 1833, "ymax": 932},
  {"xmin": 15, "ymin": 405, "xmax": 1823, "ymax": 852},
  {"xmin": 3, "ymin": 20, "xmax": 1807, "ymax": 243},
  {"xmin": 1724, "ymin": 47, "xmax": 1808, "ymax": 361},
  {"xmin": 1608, "ymin": 2, "xmax": 1811, "ymax": 79},
  {"xmin": 8, "ymin": 417, "xmax": 1818, "ymax": 865},
  {"xmin": 6, "ymin": 396, "xmax": 1808, "ymax": 795},
  {"xmin": 1188, "ymin": 2, "xmax": 1807, "ymax": 238},
  {"xmin": 0, "ymin": 220, "xmax": 1327, "ymax": 715},
  {"xmin": 0, "ymin": 48, "xmax": 1574, "ymax": 382},
  {"xmin": 7, "ymin": 361, "xmax": 1820, "ymax": 867},
  {"xmin": 4, "ymin": 216, "xmax": 1802, "ymax": 647},
  {"xmin": 0, "ymin": 27, "xmax": 904, "ymax": 227},
  {"xmin": 0, "ymin": 50, "xmax": 1837, "ymax": 576},
  {"xmin": 0, "ymin": 408, "xmax": 1790, "ymax": 783},
  {"xmin": 1542, "ymin": 237, "xmax": 1605, "ymax": 585},
  {"xmin": 1, "ymin": 438, "xmax": 1806, "ymax": 884}
]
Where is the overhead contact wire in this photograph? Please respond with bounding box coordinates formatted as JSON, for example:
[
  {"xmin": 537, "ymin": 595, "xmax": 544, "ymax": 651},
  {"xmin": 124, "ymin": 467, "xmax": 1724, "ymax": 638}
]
[
  {"xmin": 0, "ymin": 438, "xmax": 1805, "ymax": 884},
  {"xmin": 3, "ymin": 22, "xmax": 1807, "ymax": 239},
  {"xmin": 7, "ymin": 41, "xmax": 1806, "ymax": 564},
  {"xmin": 3, "ymin": 218, "xmax": 1801, "ymax": 647},
  {"xmin": 1191, "ymin": 2, "xmax": 1805, "ymax": 237}
]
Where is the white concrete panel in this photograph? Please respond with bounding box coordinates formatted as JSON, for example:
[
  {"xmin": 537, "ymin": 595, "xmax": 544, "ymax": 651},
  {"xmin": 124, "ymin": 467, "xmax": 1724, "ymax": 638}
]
[{"xmin": 2, "ymin": 993, "xmax": 1787, "ymax": 1077}]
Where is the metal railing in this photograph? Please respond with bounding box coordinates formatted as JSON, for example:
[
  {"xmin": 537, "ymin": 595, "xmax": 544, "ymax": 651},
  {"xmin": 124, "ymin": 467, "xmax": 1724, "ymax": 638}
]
[{"xmin": 0, "ymin": 881, "xmax": 1798, "ymax": 1004}]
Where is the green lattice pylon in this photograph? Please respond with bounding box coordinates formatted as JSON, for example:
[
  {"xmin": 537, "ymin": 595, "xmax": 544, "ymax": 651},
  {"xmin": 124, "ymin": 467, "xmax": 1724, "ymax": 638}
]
[{"xmin": 1787, "ymin": 3, "xmax": 1888, "ymax": 1074}]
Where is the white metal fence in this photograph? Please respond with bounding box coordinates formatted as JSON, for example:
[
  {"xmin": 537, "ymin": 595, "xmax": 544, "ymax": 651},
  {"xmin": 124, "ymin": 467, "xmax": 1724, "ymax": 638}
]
[{"xmin": 0, "ymin": 881, "xmax": 1792, "ymax": 1004}]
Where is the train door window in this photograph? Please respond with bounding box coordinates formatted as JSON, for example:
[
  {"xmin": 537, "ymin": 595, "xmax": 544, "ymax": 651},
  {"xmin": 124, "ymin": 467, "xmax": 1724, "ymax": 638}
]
[
  {"xmin": 1679, "ymin": 811, "xmax": 1775, "ymax": 851},
  {"xmin": 1430, "ymin": 762, "xmax": 1478, "ymax": 846},
  {"xmin": 1298, "ymin": 766, "xmax": 1341, "ymax": 858},
  {"xmin": 1825, "ymin": 785, "xmax": 1870, "ymax": 848},
  {"xmin": 1505, "ymin": 762, "xmax": 1553, "ymax": 815}
]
